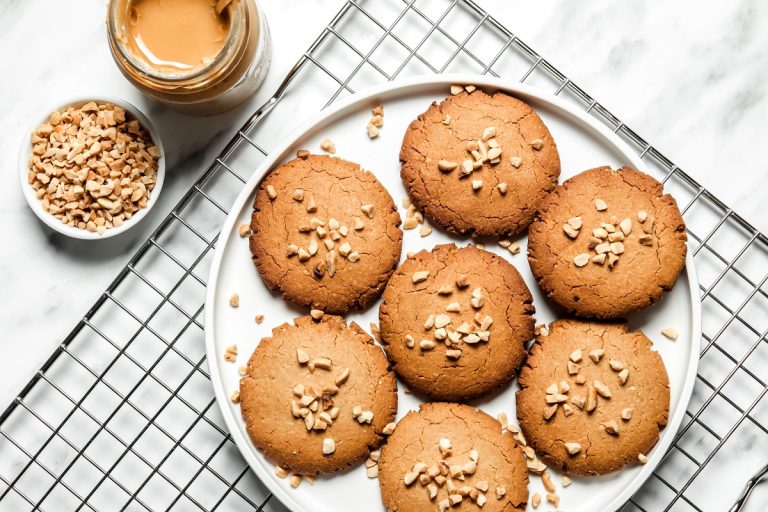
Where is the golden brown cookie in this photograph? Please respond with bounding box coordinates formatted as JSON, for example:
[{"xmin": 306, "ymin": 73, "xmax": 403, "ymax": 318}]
[
  {"xmin": 379, "ymin": 244, "xmax": 535, "ymax": 401},
  {"xmin": 515, "ymin": 319, "xmax": 670, "ymax": 476},
  {"xmin": 239, "ymin": 315, "xmax": 398, "ymax": 475},
  {"xmin": 400, "ymin": 88, "xmax": 560, "ymax": 237},
  {"xmin": 527, "ymin": 166, "xmax": 687, "ymax": 318},
  {"xmin": 378, "ymin": 402, "xmax": 528, "ymax": 512},
  {"xmin": 249, "ymin": 154, "xmax": 402, "ymax": 314}
]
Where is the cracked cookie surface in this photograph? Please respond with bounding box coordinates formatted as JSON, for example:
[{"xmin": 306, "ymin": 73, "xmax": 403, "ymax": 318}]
[
  {"xmin": 399, "ymin": 89, "xmax": 560, "ymax": 237},
  {"xmin": 527, "ymin": 166, "xmax": 687, "ymax": 318},
  {"xmin": 379, "ymin": 244, "xmax": 535, "ymax": 401},
  {"xmin": 239, "ymin": 315, "xmax": 398, "ymax": 475},
  {"xmin": 515, "ymin": 319, "xmax": 670, "ymax": 476},
  {"xmin": 249, "ymin": 154, "xmax": 402, "ymax": 314},
  {"xmin": 378, "ymin": 402, "xmax": 528, "ymax": 512}
]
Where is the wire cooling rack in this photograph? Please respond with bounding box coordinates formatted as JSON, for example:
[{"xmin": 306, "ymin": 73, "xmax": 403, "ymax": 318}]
[{"xmin": 2, "ymin": 0, "xmax": 767, "ymax": 511}]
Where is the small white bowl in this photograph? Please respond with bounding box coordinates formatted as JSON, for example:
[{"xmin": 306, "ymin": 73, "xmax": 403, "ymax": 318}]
[{"xmin": 18, "ymin": 95, "xmax": 165, "ymax": 240}]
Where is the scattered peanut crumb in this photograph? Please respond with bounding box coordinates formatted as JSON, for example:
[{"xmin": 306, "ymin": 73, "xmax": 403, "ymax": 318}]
[
  {"xmin": 531, "ymin": 493, "xmax": 541, "ymax": 508},
  {"xmin": 229, "ymin": 293, "xmax": 240, "ymax": 307},
  {"xmin": 561, "ymin": 475, "xmax": 572, "ymax": 487},
  {"xmin": 289, "ymin": 474, "xmax": 302, "ymax": 488},
  {"xmin": 541, "ymin": 471, "xmax": 555, "ymax": 492},
  {"xmin": 238, "ymin": 223, "xmax": 250, "ymax": 237},
  {"xmin": 661, "ymin": 328, "xmax": 679, "ymax": 340},
  {"xmin": 274, "ymin": 466, "xmax": 289, "ymax": 478},
  {"xmin": 527, "ymin": 459, "xmax": 547, "ymax": 474},
  {"xmin": 419, "ymin": 225, "xmax": 432, "ymax": 237},
  {"xmin": 254, "ymin": 314, "xmax": 264, "ymax": 324},
  {"xmin": 319, "ymin": 138, "xmax": 336, "ymax": 153},
  {"xmin": 638, "ymin": 453, "xmax": 649, "ymax": 464},
  {"xmin": 546, "ymin": 492, "xmax": 559, "ymax": 506},
  {"xmin": 224, "ymin": 344, "xmax": 237, "ymax": 363},
  {"xmin": 310, "ymin": 309, "xmax": 324, "ymax": 320},
  {"xmin": 230, "ymin": 390, "xmax": 240, "ymax": 403}
]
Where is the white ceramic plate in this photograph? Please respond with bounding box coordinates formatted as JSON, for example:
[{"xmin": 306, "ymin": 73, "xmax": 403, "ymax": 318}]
[{"xmin": 205, "ymin": 75, "xmax": 701, "ymax": 512}]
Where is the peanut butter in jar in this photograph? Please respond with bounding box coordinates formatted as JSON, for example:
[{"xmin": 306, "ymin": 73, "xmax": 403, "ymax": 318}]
[{"xmin": 107, "ymin": 0, "xmax": 271, "ymax": 115}]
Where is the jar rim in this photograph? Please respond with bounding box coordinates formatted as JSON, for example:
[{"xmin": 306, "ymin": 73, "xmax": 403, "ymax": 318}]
[{"xmin": 106, "ymin": 0, "xmax": 247, "ymax": 84}]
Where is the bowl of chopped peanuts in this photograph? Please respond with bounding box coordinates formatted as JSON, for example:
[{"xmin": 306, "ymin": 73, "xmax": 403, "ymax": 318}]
[{"xmin": 19, "ymin": 96, "xmax": 165, "ymax": 239}]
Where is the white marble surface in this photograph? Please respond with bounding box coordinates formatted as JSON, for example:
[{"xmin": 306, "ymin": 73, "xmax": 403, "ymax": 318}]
[{"xmin": 0, "ymin": 0, "xmax": 766, "ymax": 510}]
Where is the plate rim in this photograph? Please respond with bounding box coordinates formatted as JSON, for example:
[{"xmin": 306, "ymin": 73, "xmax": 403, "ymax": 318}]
[{"xmin": 204, "ymin": 73, "xmax": 702, "ymax": 512}]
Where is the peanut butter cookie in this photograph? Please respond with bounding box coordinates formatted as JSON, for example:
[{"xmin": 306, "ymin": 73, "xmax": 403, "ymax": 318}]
[
  {"xmin": 527, "ymin": 166, "xmax": 687, "ymax": 318},
  {"xmin": 400, "ymin": 88, "xmax": 560, "ymax": 237},
  {"xmin": 379, "ymin": 244, "xmax": 535, "ymax": 401},
  {"xmin": 378, "ymin": 402, "xmax": 528, "ymax": 512},
  {"xmin": 239, "ymin": 315, "xmax": 398, "ymax": 475},
  {"xmin": 515, "ymin": 319, "xmax": 670, "ymax": 476},
  {"xmin": 249, "ymin": 154, "xmax": 402, "ymax": 314}
]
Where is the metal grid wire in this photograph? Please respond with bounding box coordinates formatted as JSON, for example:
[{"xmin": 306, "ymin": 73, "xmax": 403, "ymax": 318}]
[{"xmin": 2, "ymin": 0, "xmax": 767, "ymax": 510}]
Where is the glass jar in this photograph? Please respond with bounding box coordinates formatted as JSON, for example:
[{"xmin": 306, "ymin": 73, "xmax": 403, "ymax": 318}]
[{"xmin": 106, "ymin": 0, "xmax": 271, "ymax": 116}]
